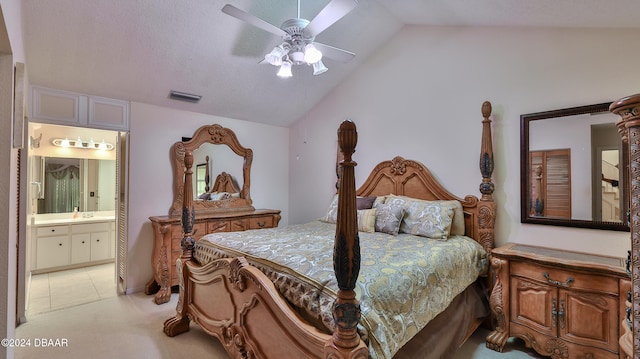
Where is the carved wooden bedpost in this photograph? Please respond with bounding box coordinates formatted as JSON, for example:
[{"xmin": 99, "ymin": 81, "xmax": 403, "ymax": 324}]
[
  {"xmin": 325, "ymin": 121, "xmax": 368, "ymax": 359},
  {"xmin": 480, "ymin": 101, "xmax": 507, "ymax": 352},
  {"xmin": 163, "ymin": 150, "xmax": 196, "ymax": 337},
  {"xmin": 610, "ymin": 94, "xmax": 640, "ymax": 359},
  {"xmin": 478, "ymin": 101, "xmax": 496, "ymax": 254}
]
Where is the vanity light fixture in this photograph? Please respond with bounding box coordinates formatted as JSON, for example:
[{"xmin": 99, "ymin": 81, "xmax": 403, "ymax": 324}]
[{"xmin": 52, "ymin": 137, "xmax": 114, "ymax": 151}]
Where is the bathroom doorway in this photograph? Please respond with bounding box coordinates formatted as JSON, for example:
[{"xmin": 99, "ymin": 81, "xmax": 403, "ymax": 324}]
[{"xmin": 23, "ymin": 122, "xmax": 126, "ymax": 317}]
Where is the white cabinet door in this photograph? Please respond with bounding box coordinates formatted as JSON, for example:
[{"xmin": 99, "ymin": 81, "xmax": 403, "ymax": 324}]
[
  {"xmin": 88, "ymin": 96, "xmax": 129, "ymax": 130},
  {"xmin": 71, "ymin": 234, "xmax": 91, "ymax": 264},
  {"xmin": 36, "ymin": 236, "xmax": 70, "ymax": 269},
  {"xmin": 90, "ymin": 231, "xmax": 110, "ymax": 261},
  {"xmin": 31, "ymin": 86, "xmax": 129, "ymax": 131},
  {"xmin": 31, "ymin": 86, "xmax": 86, "ymax": 126}
]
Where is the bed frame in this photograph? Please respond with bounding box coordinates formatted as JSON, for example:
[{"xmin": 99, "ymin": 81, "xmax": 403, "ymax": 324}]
[{"xmin": 163, "ymin": 101, "xmax": 496, "ymax": 358}]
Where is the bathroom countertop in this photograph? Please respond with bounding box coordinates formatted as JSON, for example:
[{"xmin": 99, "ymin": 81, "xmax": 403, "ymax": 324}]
[{"xmin": 34, "ymin": 216, "xmax": 116, "ymax": 226}]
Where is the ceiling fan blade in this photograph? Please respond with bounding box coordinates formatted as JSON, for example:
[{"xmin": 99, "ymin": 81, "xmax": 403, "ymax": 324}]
[
  {"xmin": 314, "ymin": 42, "xmax": 355, "ymax": 64},
  {"xmin": 222, "ymin": 4, "xmax": 287, "ymax": 37},
  {"xmin": 303, "ymin": 0, "xmax": 358, "ymax": 38}
]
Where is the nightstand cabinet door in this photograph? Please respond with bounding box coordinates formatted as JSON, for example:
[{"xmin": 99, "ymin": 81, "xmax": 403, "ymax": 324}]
[
  {"xmin": 510, "ymin": 276, "xmax": 555, "ymax": 336},
  {"xmin": 486, "ymin": 243, "xmax": 629, "ymax": 359},
  {"xmin": 561, "ymin": 289, "xmax": 618, "ymax": 352}
]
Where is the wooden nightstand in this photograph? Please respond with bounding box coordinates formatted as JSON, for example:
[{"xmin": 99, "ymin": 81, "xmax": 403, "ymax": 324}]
[{"xmin": 486, "ymin": 243, "xmax": 631, "ymax": 359}]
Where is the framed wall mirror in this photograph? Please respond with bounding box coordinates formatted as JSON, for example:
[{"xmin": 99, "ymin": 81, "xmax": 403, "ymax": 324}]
[
  {"xmin": 169, "ymin": 124, "xmax": 253, "ymax": 216},
  {"xmin": 520, "ymin": 102, "xmax": 629, "ymax": 231}
]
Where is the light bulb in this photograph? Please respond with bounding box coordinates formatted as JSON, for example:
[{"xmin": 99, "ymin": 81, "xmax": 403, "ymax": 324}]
[
  {"xmin": 303, "ymin": 43, "xmax": 322, "ymax": 64},
  {"xmin": 75, "ymin": 137, "xmax": 83, "ymax": 148}
]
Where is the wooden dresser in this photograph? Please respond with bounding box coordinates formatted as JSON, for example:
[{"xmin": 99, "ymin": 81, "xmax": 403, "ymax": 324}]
[
  {"xmin": 145, "ymin": 209, "xmax": 281, "ymax": 304},
  {"xmin": 486, "ymin": 243, "xmax": 631, "ymax": 359}
]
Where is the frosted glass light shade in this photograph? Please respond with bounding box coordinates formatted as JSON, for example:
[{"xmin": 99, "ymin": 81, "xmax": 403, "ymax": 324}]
[{"xmin": 277, "ymin": 61, "xmax": 293, "ymax": 78}]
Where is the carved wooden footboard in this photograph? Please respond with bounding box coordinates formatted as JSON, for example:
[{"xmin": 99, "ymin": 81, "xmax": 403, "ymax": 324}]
[{"xmin": 164, "ymin": 102, "xmax": 496, "ymax": 359}]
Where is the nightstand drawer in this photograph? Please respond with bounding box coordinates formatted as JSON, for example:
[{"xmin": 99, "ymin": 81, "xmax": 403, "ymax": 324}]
[{"xmin": 511, "ymin": 261, "xmax": 619, "ymax": 295}]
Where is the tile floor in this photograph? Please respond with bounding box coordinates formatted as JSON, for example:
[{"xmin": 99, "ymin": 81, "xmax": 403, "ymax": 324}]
[{"xmin": 27, "ymin": 263, "xmax": 117, "ymax": 316}]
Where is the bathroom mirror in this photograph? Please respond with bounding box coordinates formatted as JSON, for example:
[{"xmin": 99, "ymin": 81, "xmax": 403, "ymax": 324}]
[
  {"xmin": 520, "ymin": 102, "xmax": 629, "ymax": 231},
  {"xmin": 35, "ymin": 156, "xmax": 116, "ymax": 214}
]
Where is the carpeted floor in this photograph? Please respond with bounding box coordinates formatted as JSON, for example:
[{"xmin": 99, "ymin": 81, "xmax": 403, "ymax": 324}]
[{"xmin": 14, "ymin": 291, "xmax": 543, "ymax": 359}]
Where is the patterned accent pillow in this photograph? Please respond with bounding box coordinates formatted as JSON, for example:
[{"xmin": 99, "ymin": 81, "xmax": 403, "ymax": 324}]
[
  {"xmin": 322, "ymin": 194, "xmax": 339, "ymax": 223},
  {"xmin": 323, "ymin": 195, "xmax": 384, "ymax": 223},
  {"xmin": 434, "ymin": 200, "xmax": 465, "ymax": 236},
  {"xmin": 357, "ymin": 208, "xmax": 377, "ymax": 233},
  {"xmin": 374, "ymin": 202, "xmax": 405, "ymax": 235},
  {"xmin": 400, "ymin": 199, "xmax": 454, "ymax": 240}
]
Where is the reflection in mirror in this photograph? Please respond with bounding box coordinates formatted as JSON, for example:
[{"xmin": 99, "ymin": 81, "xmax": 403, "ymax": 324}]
[
  {"xmin": 192, "ymin": 143, "xmax": 243, "ymax": 200},
  {"xmin": 37, "ymin": 157, "xmax": 116, "ymax": 214},
  {"xmin": 521, "ymin": 102, "xmax": 629, "ymax": 231},
  {"xmin": 170, "ymin": 124, "xmax": 254, "ymax": 216}
]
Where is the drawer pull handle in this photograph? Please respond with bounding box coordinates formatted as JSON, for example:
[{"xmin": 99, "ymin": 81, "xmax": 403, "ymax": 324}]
[
  {"xmin": 551, "ymin": 299, "xmax": 557, "ymax": 327},
  {"xmin": 58, "ymin": 243, "xmax": 63, "ymax": 246},
  {"xmin": 51, "ymin": 229, "xmax": 55, "ymax": 232},
  {"xmin": 257, "ymin": 221, "xmax": 266, "ymax": 228},
  {"xmin": 542, "ymin": 272, "xmax": 574, "ymax": 287}
]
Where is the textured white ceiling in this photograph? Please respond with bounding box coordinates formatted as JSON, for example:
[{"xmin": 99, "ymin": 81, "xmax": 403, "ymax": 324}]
[{"xmin": 21, "ymin": 0, "xmax": 640, "ymax": 127}]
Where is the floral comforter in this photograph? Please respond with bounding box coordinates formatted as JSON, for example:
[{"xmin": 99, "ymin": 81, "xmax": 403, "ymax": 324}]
[{"xmin": 194, "ymin": 220, "xmax": 487, "ymax": 358}]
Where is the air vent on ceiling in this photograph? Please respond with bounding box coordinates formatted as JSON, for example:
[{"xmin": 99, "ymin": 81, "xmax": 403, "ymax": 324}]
[{"xmin": 169, "ymin": 90, "xmax": 202, "ymax": 103}]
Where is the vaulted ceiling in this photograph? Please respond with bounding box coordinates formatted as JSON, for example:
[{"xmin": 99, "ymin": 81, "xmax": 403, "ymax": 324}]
[{"xmin": 21, "ymin": 0, "xmax": 640, "ymax": 127}]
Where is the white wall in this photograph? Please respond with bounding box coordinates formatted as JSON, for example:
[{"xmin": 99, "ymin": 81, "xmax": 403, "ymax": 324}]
[
  {"xmin": 127, "ymin": 102, "xmax": 289, "ymax": 293},
  {"xmin": 289, "ymin": 25, "xmax": 640, "ymax": 257}
]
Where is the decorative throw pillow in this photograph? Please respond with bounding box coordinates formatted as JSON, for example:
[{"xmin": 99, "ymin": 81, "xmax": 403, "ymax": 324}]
[
  {"xmin": 198, "ymin": 192, "xmax": 210, "ymax": 200},
  {"xmin": 373, "ymin": 195, "xmax": 387, "ymax": 208},
  {"xmin": 374, "ymin": 202, "xmax": 405, "ymax": 235},
  {"xmin": 357, "ymin": 208, "xmax": 377, "ymax": 233},
  {"xmin": 323, "ymin": 195, "xmax": 378, "ymax": 223},
  {"xmin": 209, "ymin": 192, "xmax": 231, "ymax": 200},
  {"xmin": 356, "ymin": 196, "xmax": 376, "ymax": 210},
  {"xmin": 435, "ymin": 200, "xmax": 465, "ymax": 236},
  {"xmin": 322, "ymin": 194, "xmax": 340, "ymax": 223},
  {"xmin": 401, "ymin": 200, "xmax": 454, "ymax": 240}
]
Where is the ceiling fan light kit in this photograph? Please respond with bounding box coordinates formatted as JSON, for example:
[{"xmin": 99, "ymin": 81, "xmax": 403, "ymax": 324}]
[{"xmin": 222, "ymin": 0, "xmax": 357, "ymax": 78}]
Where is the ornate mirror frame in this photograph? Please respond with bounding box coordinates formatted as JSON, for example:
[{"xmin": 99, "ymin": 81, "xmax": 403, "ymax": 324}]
[
  {"xmin": 520, "ymin": 102, "xmax": 630, "ymax": 231},
  {"xmin": 169, "ymin": 124, "xmax": 253, "ymax": 216}
]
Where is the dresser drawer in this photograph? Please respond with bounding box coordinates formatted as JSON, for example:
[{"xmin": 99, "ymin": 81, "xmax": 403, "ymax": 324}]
[
  {"xmin": 249, "ymin": 216, "xmax": 274, "ymax": 229},
  {"xmin": 207, "ymin": 220, "xmax": 231, "ymax": 233},
  {"xmin": 511, "ymin": 261, "xmax": 619, "ymax": 296}
]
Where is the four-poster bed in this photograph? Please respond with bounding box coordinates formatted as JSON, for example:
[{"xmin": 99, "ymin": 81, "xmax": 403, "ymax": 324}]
[{"xmin": 163, "ymin": 101, "xmax": 496, "ymax": 358}]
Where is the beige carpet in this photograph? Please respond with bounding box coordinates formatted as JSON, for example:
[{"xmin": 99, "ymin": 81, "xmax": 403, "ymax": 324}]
[{"xmin": 15, "ymin": 291, "xmax": 541, "ymax": 359}]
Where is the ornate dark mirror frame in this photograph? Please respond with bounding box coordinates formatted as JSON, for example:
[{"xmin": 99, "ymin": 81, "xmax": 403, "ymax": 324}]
[
  {"xmin": 520, "ymin": 102, "xmax": 630, "ymax": 231},
  {"xmin": 169, "ymin": 124, "xmax": 253, "ymax": 216}
]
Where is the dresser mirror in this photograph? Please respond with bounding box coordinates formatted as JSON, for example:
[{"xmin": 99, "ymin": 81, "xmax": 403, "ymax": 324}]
[
  {"xmin": 169, "ymin": 124, "xmax": 253, "ymax": 216},
  {"xmin": 520, "ymin": 102, "xmax": 629, "ymax": 231}
]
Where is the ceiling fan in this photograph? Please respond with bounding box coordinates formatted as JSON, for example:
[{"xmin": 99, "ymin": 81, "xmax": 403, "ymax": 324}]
[{"xmin": 222, "ymin": 0, "xmax": 357, "ymax": 77}]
